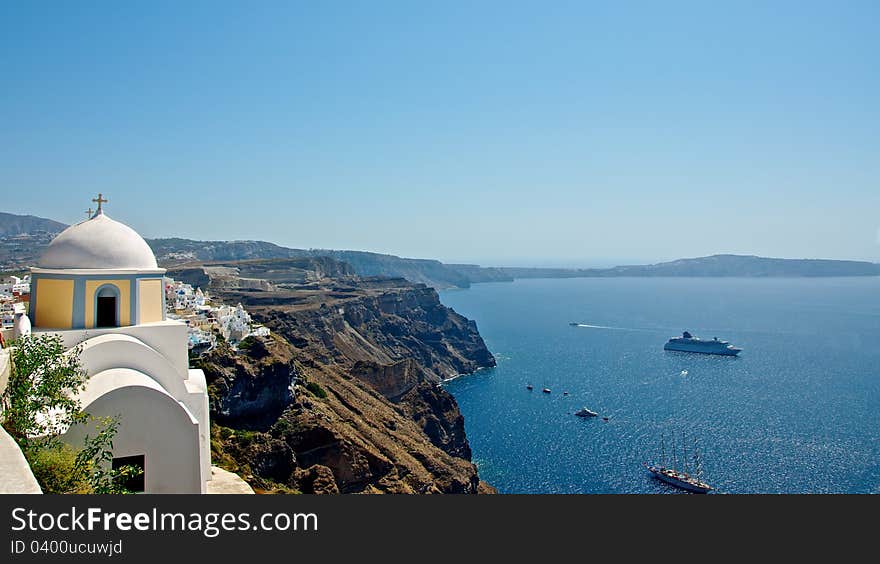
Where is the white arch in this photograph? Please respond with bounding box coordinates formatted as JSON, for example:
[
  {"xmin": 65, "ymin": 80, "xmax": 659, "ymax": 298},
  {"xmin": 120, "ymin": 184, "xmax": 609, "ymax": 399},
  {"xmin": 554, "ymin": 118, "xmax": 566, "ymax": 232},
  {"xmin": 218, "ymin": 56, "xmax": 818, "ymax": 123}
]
[
  {"xmin": 66, "ymin": 368, "xmax": 202, "ymax": 493},
  {"xmin": 76, "ymin": 333, "xmax": 188, "ymax": 399}
]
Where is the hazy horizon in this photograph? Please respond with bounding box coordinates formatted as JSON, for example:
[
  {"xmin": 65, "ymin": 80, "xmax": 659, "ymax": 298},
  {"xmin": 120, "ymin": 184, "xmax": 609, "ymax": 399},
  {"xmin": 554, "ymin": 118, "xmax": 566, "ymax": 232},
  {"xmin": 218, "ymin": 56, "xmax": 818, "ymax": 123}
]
[
  {"xmin": 5, "ymin": 206, "xmax": 877, "ymax": 269},
  {"xmin": 2, "ymin": 2, "xmax": 878, "ymax": 264}
]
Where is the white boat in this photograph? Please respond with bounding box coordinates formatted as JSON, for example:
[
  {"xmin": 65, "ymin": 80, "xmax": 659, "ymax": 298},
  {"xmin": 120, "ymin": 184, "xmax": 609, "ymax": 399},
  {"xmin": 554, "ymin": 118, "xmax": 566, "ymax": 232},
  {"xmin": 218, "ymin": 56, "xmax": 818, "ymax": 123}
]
[
  {"xmin": 664, "ymin": 331, "xmax": 741, "ymax": 356},
  {"xmin": 575, "ymin": 407, "xmax": 598, "ymax": 418}
]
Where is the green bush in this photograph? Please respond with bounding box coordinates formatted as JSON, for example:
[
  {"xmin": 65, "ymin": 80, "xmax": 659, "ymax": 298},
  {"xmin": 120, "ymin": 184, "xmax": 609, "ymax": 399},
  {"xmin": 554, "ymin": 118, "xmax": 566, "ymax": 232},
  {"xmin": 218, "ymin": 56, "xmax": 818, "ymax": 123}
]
[
  {"xmin": 231, "ymin": 428, "xmax": 257, "ymax": 448},
  {"xmin": 27, "ymin": 443, "xmax": 91, "ymax": 494},
  {"xmin": 270, "ymin": 417, "xmax": 292, "ymax": 438},
  {"xmin": 21, "ymin": 415, "xmax": 139, "ymax": 494},
  {"xmin": 238, "ymin": 336, "xmax": 257, "ymax": 350},
  {"xmin": 305, "ymin": 381, "xmax": 327, "ymax": 399},
  {"xmin": 237, "ymin": 336, "xmax": 269, "ymax": 359},
  {"xmin": 1, "ymin": 334, "xmax": 141, "ymax": 494}
]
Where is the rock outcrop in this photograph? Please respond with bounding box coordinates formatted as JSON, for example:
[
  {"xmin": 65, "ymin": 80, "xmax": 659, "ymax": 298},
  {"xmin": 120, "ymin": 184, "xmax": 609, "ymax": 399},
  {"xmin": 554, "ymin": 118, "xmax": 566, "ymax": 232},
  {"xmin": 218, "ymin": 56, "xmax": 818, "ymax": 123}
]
[{"xmin": 196, "ymin": 336, "xmax": 299, "ymax": 429}]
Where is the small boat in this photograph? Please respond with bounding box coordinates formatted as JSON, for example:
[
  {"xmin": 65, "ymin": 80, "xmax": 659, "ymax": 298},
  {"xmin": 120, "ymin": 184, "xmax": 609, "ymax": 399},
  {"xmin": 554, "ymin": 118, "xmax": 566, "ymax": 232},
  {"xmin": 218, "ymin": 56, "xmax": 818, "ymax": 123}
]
[
  {"xmin": 569, "ymin": 322, "xmax": 580, "ymax": 326},
  {"xmin": 526, "ymin": 384, "xmax": 533, "ymax": 390},
  {"xmin": 575, "ymin": 407, "xmax": 598, "ymax": 418},
  {"xmin": 563, "ymin": 391, "xmax": 569, "ymax": 396},
  {"xmin": 602, "ymin": 416, "xmax": 609, "ymax": 422},
  {"xmin": 542, "ymin": 388, "xmax": 551, "ymax": 394}
]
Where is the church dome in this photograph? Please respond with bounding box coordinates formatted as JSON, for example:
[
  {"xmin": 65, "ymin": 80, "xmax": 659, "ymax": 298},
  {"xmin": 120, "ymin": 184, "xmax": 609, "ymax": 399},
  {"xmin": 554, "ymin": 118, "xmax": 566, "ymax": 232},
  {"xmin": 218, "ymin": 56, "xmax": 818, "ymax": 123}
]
[{"xmin": 38, "ymin": 212, "xmax": 159, "ymax": 270}]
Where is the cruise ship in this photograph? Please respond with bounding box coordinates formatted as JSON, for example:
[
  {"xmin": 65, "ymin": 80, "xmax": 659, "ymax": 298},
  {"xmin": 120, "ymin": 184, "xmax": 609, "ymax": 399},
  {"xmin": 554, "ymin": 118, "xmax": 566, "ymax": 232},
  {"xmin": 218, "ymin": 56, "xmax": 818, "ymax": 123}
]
[{"xmin": 664, "ymin": 331, "xmax": 741, "ymax": 356}]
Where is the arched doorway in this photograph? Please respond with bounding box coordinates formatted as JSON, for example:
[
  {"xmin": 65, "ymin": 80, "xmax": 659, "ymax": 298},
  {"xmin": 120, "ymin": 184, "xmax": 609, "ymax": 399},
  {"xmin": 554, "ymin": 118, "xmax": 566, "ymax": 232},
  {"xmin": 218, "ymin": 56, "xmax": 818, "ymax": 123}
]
[{"xmin": 96, "ymin": 285, "xmax": 119, "ymax": 327}]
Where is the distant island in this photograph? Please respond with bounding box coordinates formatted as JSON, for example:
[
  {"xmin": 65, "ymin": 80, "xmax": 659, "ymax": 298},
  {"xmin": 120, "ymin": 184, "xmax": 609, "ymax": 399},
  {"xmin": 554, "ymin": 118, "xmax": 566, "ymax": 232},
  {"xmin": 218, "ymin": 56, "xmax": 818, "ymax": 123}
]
[
  {"xmin": 2, "ymin": 212, "xmax": 878, "ymax": 287},
  {"xmin": 497, "ymin": 254, "xmax": 880, "ymax": 280}
]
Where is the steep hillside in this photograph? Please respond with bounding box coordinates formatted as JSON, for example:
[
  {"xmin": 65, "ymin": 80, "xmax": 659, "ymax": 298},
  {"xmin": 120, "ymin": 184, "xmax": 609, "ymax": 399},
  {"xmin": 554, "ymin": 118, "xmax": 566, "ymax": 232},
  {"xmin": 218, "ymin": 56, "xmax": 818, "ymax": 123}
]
[{"xmin": 197, "ymin": 270, "xmax": 496, "ymax": 494}]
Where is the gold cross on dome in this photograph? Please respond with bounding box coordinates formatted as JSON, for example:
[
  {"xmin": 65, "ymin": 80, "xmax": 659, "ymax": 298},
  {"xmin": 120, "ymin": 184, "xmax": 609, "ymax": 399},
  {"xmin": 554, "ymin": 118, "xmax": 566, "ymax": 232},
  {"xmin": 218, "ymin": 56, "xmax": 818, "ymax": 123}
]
[
  {"xmin": 85, "ymin": 207, "xmax": 93, "ymax": 218},
  {"xmin": 92, "ymin": 193, "xmax": 108, "ymax": 213}
]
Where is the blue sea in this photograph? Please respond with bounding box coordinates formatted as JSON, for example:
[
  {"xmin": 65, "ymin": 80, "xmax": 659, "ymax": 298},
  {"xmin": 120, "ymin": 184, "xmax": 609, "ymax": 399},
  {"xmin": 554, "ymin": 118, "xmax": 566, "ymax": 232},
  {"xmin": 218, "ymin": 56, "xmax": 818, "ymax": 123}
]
[{"xmin": 440, "ymin": 277, "xmax": 880, "ymax": 494}]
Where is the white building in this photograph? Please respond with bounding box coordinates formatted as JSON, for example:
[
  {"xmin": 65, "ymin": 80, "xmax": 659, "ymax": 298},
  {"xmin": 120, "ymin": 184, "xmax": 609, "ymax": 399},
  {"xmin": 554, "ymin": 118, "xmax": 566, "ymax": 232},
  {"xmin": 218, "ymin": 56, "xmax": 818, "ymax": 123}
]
[
  {"xmin": 27, "ymin": 206, "xmax": 211, "ymax": 493},
  {"xmin": 164, "ymin": 276, "xmax": 268, "ymax": 351},
  {"xmin": 1, "ymin": 275, "xmax": 31, "ymax": 298},
  {"xmin": 1, "ymin": 278, "xmax": 18, "ymax": 299},
  {"xmin": 212, "ymin": 303, "xmax": 252, "ymax": 343},
  {"xmin": 1, "ymin": 302, "xmax": 14, "ymax": 329}
]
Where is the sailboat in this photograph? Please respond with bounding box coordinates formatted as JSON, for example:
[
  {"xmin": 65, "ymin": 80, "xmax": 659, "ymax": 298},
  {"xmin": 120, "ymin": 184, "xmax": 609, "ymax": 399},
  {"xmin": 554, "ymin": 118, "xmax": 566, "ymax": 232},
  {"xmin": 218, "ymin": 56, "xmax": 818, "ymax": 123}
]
[{"xmin": 644, "ymin": 433, "xmax": 712, "ymax": 494}]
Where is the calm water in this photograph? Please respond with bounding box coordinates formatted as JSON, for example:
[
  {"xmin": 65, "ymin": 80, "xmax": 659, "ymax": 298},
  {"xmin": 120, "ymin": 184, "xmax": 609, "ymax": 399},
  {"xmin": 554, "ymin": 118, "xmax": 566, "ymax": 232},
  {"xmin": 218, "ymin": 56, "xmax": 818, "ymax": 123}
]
[{"xmin": 440, "ymin": 277, "xmax": 880, "ymax": 494}]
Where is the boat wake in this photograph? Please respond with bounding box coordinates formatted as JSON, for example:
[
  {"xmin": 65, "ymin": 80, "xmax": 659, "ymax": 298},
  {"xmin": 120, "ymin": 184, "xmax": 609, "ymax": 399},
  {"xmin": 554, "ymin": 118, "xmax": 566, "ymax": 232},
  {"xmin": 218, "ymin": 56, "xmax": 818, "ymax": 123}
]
[{"xmin": 572, "ymin": 323, "xmax": 653, "ymax": 332}]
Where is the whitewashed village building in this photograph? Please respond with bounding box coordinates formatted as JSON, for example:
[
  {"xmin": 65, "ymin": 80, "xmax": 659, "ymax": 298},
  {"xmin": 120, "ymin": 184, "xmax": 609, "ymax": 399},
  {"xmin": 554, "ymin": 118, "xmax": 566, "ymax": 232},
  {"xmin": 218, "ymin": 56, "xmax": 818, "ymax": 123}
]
[
  {"xmin": 26, "ymin": 201, "xmax": 211, "ymax": 493},
  {"xmin": 1, "ymin": 276, "xmax": 31, "ymax": 330},
  {"xmin": 1, "ymin": 275, "xmax": 31, "ymax": 299},
  {"xmin": 165, "ymin": 277, "xmax": 269, "ymax": 353}
]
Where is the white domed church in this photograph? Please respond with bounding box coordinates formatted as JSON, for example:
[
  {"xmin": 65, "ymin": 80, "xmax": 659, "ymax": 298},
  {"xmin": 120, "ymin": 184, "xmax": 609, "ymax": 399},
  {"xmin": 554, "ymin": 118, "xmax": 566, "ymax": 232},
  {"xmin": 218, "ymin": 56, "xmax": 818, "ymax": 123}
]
[{"xmin": 28, "ymin": 198, "xmax": 210, "ymax": 493}]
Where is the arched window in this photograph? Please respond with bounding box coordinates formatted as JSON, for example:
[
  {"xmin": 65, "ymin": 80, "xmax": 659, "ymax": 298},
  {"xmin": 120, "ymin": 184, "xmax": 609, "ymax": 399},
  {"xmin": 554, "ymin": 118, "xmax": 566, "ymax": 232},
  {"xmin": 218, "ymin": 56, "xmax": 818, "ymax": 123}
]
[{"xmin": 95, "ymin": 284, "xmax": 120, "ymax": 328}]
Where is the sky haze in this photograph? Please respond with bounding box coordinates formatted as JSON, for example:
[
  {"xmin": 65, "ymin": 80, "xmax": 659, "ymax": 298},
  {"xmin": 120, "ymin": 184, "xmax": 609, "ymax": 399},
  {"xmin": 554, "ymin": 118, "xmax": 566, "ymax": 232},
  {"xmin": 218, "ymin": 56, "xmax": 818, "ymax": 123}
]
[{"xmin": 2, "ymin": 1, "xmax": 878, "ymax": 266}]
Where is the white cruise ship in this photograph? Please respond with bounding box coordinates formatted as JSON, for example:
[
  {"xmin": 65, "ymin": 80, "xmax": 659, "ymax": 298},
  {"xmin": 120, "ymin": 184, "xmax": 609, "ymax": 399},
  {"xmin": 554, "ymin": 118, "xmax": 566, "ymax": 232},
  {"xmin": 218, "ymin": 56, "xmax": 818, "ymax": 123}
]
[{"xmin": 663, "ymin": 331, "xmax": 741, "ymax": 356}]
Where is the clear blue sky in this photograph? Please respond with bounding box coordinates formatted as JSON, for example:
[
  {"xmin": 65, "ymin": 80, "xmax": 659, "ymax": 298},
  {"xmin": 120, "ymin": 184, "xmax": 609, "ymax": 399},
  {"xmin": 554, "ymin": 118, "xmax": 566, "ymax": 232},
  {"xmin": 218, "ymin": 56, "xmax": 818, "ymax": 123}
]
[{"xmin": 2, "ymin": 1, "xmax": 878, "ymax": 266}]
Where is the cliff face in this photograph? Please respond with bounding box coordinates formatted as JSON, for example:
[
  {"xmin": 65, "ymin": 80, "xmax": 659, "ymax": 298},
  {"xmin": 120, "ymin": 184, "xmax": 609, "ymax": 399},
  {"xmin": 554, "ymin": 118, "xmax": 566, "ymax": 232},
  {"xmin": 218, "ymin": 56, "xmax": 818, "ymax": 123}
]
[
  {"xmin": 200, "ymin": 273, "xmax": 496, "ymax": 494},
  {"xmin": 254, "ymin": 283, "xmax": 496, "ymax": 381},
  {"xmin": 196, "ymin": 337, "xmax": 299, "ymax": 429}
]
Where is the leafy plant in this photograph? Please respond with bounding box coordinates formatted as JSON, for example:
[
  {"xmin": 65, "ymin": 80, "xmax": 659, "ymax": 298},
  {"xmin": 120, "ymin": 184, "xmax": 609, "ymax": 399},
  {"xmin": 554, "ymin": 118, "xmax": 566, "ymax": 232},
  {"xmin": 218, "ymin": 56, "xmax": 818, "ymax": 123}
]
[
  {"xmin": 76, "ymin": 416, "xmax": 142, "ymax": 494},
  {"xmin": 27, "ymin": 442, "xmax": 90, "ymax": 494},
  {"xmin": 1, "ymin": 334, "xmax": 88, "ymax": 449},
  {"xmin": 1, "ymin": 334, "xmax": 141, "ymax": 494},
  {"xmin": 237, "ymin": 336, "xmax": 257, "ymax": 350}
]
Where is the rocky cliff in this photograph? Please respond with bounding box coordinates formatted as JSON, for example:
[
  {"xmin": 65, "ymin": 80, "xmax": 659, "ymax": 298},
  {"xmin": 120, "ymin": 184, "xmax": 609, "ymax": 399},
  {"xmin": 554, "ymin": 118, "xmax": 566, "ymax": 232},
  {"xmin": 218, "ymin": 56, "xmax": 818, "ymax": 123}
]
[
  {"xmin": 197, "ymin": 336, "xmax": 299, "ymax": 429},
  {"xmin": 247, "ymin": 281, "xmax": 496, "ymax": 382},
  {"xmin": 198, "ymin": 270, "xmax": 496, "ymax": 494}
]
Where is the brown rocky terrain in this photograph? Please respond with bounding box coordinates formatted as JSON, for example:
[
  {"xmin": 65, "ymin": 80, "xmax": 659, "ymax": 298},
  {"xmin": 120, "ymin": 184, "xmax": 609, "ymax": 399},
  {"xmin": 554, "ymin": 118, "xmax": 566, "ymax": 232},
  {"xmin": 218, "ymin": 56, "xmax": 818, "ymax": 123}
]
[{"xmin": 183, "ymin": 261, "xmax": 496, "ymax": 494}]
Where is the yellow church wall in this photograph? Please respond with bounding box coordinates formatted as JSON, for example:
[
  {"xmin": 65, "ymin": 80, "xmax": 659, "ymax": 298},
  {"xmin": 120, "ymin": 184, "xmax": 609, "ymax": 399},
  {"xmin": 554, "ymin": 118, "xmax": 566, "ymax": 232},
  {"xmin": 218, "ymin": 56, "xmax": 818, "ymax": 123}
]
[
  {"xmin": 85, "ymin": 279, "xmax": 131, "ymax": 328},
  {"xmin": 138, "ymin": 279, "xmax": 164, "ymax": 324},
  {"xmin": 34, "ymin": 278, "xmax": 74, "ymax": 329}
]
